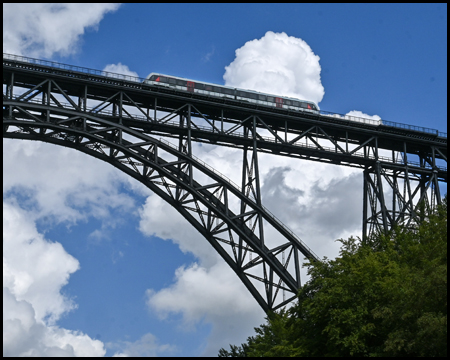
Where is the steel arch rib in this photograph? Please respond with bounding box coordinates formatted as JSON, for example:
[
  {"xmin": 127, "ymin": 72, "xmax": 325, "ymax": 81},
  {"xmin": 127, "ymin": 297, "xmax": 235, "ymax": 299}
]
[{"xmin": 3, "ymin": 104, "xmax": 318, "ymax": 312}]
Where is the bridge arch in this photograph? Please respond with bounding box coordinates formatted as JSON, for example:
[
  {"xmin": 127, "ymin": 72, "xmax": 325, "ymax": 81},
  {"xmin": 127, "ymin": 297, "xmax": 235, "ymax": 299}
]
[{"xmin": 4, "ymin": 100, "xmax": 319, "ymax": 312}]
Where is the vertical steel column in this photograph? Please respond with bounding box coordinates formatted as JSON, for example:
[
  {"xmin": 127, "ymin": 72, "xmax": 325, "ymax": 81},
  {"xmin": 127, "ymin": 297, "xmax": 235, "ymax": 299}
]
[
  {"xmin": 7, "ymin": 72, "xmax": 13, "ymax": 117},
  {"xmin": 154, "ymin": 98, "xmax": 157, "ymax": 123},
  {"xmin": 45, "ymin": 80, "xmax": 51, "ymax": 122},
  {"xmin": 376, "ymin": 162, "xmax": 389, "ymax": 233},
  {"xmin": 430, "ymin": 147, "xmax": 441, "ymax": 210},
  {"xmin": 118, "ymin": 91, "xmax": 123, "ymax": 125},
  {"xmin": 239, "ymin": 124, "xmax": 251, "ymax": 268},
  {"xmin": 362, "ymin": 167, "xmax": 369, "ymax": 242},
  {"xmin": 241, "ymin": 117, "xmax": 264, "ymax": 242},
  {"xmin": 238, "ymin": 116, "xmax": 265, "ymax": 267},
  {"xmin": 177, "ymin": 104, "xmax": 193, "ymax": 189}
]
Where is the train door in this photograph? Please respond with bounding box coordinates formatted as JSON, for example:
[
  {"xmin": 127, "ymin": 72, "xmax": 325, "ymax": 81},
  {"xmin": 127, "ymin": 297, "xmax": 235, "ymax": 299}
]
[
  {"xmin": 187, "ymin": 81, "xmax": 195, "ymax": 93},
  {"xmin": 275, "ymin": 97, "xmax": 283, "ymax": 108}
]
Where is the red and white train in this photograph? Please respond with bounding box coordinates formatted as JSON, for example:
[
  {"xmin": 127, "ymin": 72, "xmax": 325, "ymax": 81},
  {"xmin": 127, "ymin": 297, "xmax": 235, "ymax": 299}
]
[{"xmin": 145, "ymin": 73, "xmax": 320, "ymax": 114}]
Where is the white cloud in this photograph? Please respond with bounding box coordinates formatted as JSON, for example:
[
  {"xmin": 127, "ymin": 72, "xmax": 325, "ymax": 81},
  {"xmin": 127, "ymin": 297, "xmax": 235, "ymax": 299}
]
[
  {"xmin": 2, "ymin": 139, "xmax": 140, "ymax": 357},
  {"xmin": 3, "ymin": 201, "xmax": 106, "ymax": 357},
  {"xmin": 3, "ymin": 140, "xmax": 136, "ymax": 227},
  {"xmin": 346, "ymin": 110, "xmax": 381, "ymax": 122},
  {"xmin": 3, "ymin": 201, "xmax": 79, "ymax": 323},
  {"xmin": 103, "ymin": 63, "xmax": 140, "ymax": 78},
  {"xmin": 146, "ymin": 261, "xmax": 265, "ymax": 356},
  {"xmin": 328, "ymin": 110, "xmax": 382, "ymax": 126},
  {"xmin": 224, "ymin": 31, "xmax": 325, "ymax": 104},
  {"xmin": 108, "ymin": 333, "xmax": 176, "ymax": 357},
  {"xmin": 3, "ymin": 3, "xmax": 120, "ymax": 58},
  {"xmin": 139, "ymin": 194, "xmax": 221, "ymax": 268}
]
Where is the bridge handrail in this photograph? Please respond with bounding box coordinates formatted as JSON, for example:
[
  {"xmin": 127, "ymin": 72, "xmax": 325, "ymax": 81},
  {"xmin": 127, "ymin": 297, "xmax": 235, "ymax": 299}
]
[
  {"xmin": 319, "ymin": 110, "xmax": 447, "ymax": 137},
  {"xmin": 6, "ymin": 95, "xmax": 448, "ymax": 172},
  {"xmin": 3, "ymin": 52, "xmax": 447, "ymax": 139}
]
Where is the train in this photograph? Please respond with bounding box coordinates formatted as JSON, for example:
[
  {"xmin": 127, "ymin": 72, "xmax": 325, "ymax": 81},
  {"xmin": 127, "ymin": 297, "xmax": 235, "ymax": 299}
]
[{"xmin": 144, "ymin": 73, "xmax": 320, "ymax": 115}]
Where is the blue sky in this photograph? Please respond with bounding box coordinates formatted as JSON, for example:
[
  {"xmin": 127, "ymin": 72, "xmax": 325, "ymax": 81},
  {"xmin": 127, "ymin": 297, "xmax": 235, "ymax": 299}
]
[{"xmin": 3, "ymin": 3, "xmax": 447, "ymax": 357}]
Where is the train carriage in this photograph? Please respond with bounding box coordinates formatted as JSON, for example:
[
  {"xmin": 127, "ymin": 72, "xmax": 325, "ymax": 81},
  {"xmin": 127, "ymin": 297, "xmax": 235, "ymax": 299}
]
[{"xmin": 144, "ymin": 73, "xmax": 320, "ymax": 114}]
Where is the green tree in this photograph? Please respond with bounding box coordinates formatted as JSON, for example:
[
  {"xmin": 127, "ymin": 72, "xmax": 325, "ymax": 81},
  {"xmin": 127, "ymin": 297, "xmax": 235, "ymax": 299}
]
[
  {"xmin": 219, "ymin": 197, "xmax": 447, "ymax": 357},
  {"xmin": 218, "ymin": 344, "xmax": 248, "ymax": 357}
]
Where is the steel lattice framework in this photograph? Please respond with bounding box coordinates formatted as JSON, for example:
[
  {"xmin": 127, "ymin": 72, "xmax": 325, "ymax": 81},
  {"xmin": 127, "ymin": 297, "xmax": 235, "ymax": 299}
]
[{"xmin": 3, "ymin": 54, "xmax": 447, "ymax": 312}]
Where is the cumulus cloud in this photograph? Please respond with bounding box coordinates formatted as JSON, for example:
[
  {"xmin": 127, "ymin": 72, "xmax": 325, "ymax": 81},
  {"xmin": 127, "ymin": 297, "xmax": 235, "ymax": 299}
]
[
  {"xmin": 3, "ymin": 3, "xmax": 120, "ymax": 58},
  {"xmin": 328, "ymin": 110, "xmax": 382, "ymax": 126},
  {"xmin": 108, "ymin": 333, "xmax": 176, "ymax": 357},
  {"xmin": 3, "ymin": 140, "xmax": 136, "ymax": 228},
  {"xmin": 146, "ymin": 261, "xmax": 265, "ymax": 356},
  {"xmin": 139, "ymin": 194, "xmax": 220, "ymax": 268},
  {"xmin": 2, "ymin": 139, "xmax": 139, "ymax": 357},
  {"xmin": 3, "ymin": 201, "xmax": 106, "ymax": 357},
  {"xmin": 3, "ymin": 201, "xmax": 80, "ymax": 323},
  {"xmin": 254, "ymin": 159, "xmax": 362, "ymax": 260},
  {"xmin": 103, "ymin": 63, "xmax": 140, "ymax": 78},
  {"xmin": 224, "ymin": 31, "xmax": 325, "ymax": 104},
  {"xmin": 346, "ymin": 110, "xmax": 381, "ymax": 122}
]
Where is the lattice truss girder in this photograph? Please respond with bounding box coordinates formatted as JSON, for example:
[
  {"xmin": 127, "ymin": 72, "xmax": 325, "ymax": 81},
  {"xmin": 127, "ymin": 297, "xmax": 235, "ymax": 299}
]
[
  {"xmin": 3, "ymin": 95, "xmax": 319, "ymax": 312},
  {"xmin": 5, "ymin": 76, "xmax": 446, "ymax": 174},
  {"xmin": 135, "ymin": 103, "xmax": 447, "ymax": 179}
]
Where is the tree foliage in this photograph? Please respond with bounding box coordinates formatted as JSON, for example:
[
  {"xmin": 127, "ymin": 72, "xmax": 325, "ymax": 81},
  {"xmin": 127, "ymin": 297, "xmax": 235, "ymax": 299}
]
[{"xmin": 219, "ymin": 197, "xmax": 447, "ymax": 357}]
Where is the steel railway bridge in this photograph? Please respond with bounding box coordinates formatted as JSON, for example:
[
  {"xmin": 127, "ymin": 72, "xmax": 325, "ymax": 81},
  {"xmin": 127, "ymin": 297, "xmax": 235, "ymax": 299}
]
[{"xmin": 3, "ymin": 53, "xmax": 447, "ymax": 312}]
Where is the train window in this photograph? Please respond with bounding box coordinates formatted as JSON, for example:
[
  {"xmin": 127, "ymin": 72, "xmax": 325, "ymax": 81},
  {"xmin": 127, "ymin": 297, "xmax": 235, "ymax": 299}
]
[
  {"xmin": 223, "ymin": 88, "xmax": 234, "ymax": 95},
  {"xmin": 267, "ymin": 96, "xmax": 274, "ymax": 103},
  {"xmin": 237, "ymin": 91, "xmax": 247, "ymax": 97},
  {"xmin": 213, "ymin": 86, "xmax": 222, "ymax": 93},
  {"xmin": 247, "ymin": 92, "xmax": 257, "ymax": 100},
  {"xmin": 176, "ymin": 79, "xmax": 186, "ymax": 86},
  {"xmin": 150, "ymin": 75, "xmax": 158, "ymax": 81},
  {"xmin": 284, "ymin": 99, "xmax": 291, "ymax": 106},
  {"xmin": 168, "ymin": 78, "xmax": 176, "ymax": 85},
  {"xmin": 195, "ymin": 83, "xmax": 205, "ymax": 90},
  {"xmin": 258, "ymin": 94, "xmax": 266, "ymax": 101},
  {"xmin": 292, "ymin": 101, "xmax": 300, "ymax": 107},
  {"xmin": 205, "ymin": 85, "xmax": 212, "ymax": 91},
  {"xmin": 159, "ymin": 76, "xmax": 167, "ymax": 83},
  {"xmin": 300, "ymin": 102, "xmax": 308, "ymax": 108}
]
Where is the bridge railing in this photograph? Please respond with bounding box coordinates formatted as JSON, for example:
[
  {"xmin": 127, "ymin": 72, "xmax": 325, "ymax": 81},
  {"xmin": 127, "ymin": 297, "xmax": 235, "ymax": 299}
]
[
  {"xmin": 3, "ymin": 52, "xmax": 143, "ymax": 84},
  {"xmin": 4, "ymin": 53, "xmax": 447, "ymax": 139},
  {"xmin": 319, "ymin": 110, "xmax": 446, "ymax": 137}
]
